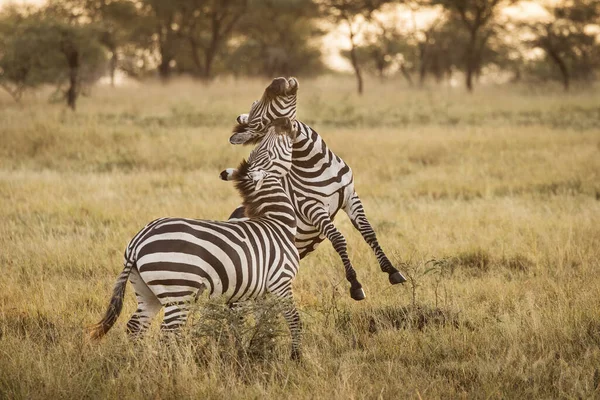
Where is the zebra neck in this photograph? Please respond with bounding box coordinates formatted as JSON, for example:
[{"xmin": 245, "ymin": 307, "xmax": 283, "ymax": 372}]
[{"xmin": 238, "ymin": 178, "xmax": 296, "ymax": 228}]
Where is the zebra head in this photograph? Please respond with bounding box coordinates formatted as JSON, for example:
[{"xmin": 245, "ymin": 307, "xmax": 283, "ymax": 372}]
[
  {"xmin": 229, "ymin": 77, "xmax": 298, "ymax": 145},
  {"xmin": 221, "ymin": 117, "xmax": 296, "ymax": 190}
]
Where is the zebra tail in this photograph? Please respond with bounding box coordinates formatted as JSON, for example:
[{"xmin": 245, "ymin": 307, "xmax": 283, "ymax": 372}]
[{"xmin": 88, "ymin": 261, "xmax": 134, "ymax": 340}]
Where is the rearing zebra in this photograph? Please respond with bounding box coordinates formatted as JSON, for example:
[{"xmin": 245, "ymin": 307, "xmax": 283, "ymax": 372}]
[
  {"xmin": 89, "ymin": 118, "xmax": 302, "ymax": 359},
  {"xmin": 227, "ymin": 77, "xmax": 406, "ymax": 301}
]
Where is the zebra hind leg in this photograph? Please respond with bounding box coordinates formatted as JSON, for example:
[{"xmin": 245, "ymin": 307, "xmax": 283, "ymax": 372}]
[
  {"xmin": 344, "ymin": 192, "xmax": 407, "ymax": 285},
  {"xmin": 307, "ymin": 205, "xmax": 365, "ymax": 300},
  {"xmin": 126, "ymin": 267, "xmax": 162, "ymax": 336}
]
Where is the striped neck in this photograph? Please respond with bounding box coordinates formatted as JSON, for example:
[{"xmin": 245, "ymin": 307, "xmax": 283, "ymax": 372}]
[{"xmin": 235, "ymin": 175, "xmax": 296, "ymax": 229}]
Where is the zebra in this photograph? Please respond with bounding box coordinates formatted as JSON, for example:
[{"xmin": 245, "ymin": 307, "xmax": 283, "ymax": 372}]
[
  {"xmin": 227, "ymin": 77, "xmax": 406, "ymax": 301},
  {"xmin": 89, "ymin": 117, "xmax": 303, "ymax": 359}
]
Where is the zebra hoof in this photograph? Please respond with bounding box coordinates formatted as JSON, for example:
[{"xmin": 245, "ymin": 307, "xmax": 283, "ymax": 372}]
[
  {"xmin": 350, "ymin": 287, "xmax": 366, "ymax": 301},
  {"xmin": 291, "ymin": 349, "xmax": 301, "ymax": 361},
  {"xmin": 389, "ymin": 272, "xmax": 407, "ymax": 285}
]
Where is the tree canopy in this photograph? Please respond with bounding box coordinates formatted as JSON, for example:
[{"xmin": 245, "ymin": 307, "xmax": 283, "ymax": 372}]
[{"xmin": 0, "ymin": 0, "xmax": 599, "ymax": 104}]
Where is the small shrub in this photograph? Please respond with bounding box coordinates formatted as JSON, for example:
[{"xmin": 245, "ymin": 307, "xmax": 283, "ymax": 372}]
[
  {"xmin": 407, "ymin": 147, "xmax": 445, "ymax": 167},
  {"xmin": 186, "ymin": 296, "xmax": 289, "ymax": 365},
  {"xmin": 535, "ymin": 180, "xmax": 582, "ymax": 196},
  {"xmin": 500, "ymin": 254, "xmax": 534, "ymax": 273},
  {"xmin": 0, "ymin": 310, "xmax": 59, "ymax": 345},
  {"xmin": 334, "ymin": 304, "xmax": 462, "ymax": 334},
  {"xmin": 449, "ymin": 249, "xmax": 492, "ymax": 274}
]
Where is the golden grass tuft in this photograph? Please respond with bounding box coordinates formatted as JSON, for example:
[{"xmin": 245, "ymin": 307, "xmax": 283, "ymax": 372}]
[{"xmin": 1, "ymin": 76, "xmax": 599, "ymax": 398}]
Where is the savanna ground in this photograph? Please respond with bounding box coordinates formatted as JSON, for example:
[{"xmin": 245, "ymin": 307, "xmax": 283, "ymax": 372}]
[{"xmin": 0, "ymin": 76, "xmax": 599, "ymax": 399}]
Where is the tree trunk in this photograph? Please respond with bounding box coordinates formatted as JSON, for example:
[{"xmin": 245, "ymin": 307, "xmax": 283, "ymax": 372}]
[
  {"xmin": 377, "ymin": 64, "xmax": 385, "ymax": 82},
  {"xmin": 188, "ymin": 37, "xmax": 204, "ymax": 78},
  {"xmin": 67, "ymin": 67, "xmax": 77, "ymax": 109},
  {"xmin": 347, "ymin": 22, "xmax": 363, "ymax": 95},
  {"xmin": 374, "ymin": 50, "xmax": 385, "ymax": 82},
  {"xmin": 65, "ymin": 48, "xmax": 79, "ymax": 110},
  {"xmin": 157, "ymin": 27, "xmax": 172, "ymax": 81},
  {"xmin": 511, "ymin": 67, "xmax": 521, "ymax": 83},
  {"xmin": 400, "ymin": 64, "xmax": 413, "ymax": 87},
  {"xmin": 465, "ymin": 38, "xmax": 476, "ymax": 92},
  {"xmin": 202, "ymin": 15, "xmax": 221, "ymax": 81},
  {"xmin": 109, "ymin": 49, "xmax": 117, "ymax": 87},
  {"xmin": 349, "ymin": 45, "xmax": 363, "ymax": 95},
  {"xmin": 547, "ymin": 48, "xmax": 569, "ymax": 91},
  {"xmin": 158, "ymin": 56, "xmax": 171, "ymax": 80},
  {"xmin": 418, "ymin": 44, "xmax": 427, "ymax": 87},
  {"xmin": 465, "ymin": 66, "xmax": 474, "ymax": 91},
  {"xmin": 203, "ymin": 49, "xmax": 215, "ymax": 80}
]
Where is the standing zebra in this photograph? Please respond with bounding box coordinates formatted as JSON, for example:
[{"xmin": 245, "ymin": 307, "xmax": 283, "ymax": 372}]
[
  {"xmin": 89, "ymin": 118, "xmax": 303, "ymax": 359},
  {"xmin": 227, "ymin": 77, "xmax": 406, "ymax": 301}
]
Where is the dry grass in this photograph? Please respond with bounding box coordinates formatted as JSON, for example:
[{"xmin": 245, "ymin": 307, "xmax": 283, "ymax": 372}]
[{"xmin": 1, "ymin": 76, "xmax": 599, "ymax": 399}]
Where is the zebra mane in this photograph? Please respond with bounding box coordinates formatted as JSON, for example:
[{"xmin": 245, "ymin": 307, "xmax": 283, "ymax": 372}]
[{"xmin": 232, "ymin": 158, "xmax": 269, "ymax": 219}]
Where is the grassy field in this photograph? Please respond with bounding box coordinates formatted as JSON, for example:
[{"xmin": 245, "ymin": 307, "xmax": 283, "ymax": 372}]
[{"xmin": 1, "ymin": 76, "xmax": 599, "ymax": 399}]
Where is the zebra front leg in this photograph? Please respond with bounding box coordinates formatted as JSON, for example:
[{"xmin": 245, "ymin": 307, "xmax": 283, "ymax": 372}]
[
  {"xmin": 344, "ymin": 192, "xmax": 407, "ymax": 284},
  {"xmin": 307, "ymin": 205, "xmax": 365, "ymax": 300}
]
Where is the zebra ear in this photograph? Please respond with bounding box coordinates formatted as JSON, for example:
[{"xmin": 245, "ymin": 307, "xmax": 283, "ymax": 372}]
[
  {"xmin": 236, "ymin": 114, "xmax": 249, "ymax": 124},
  {"xmin": 229, "ymin": 131, "xmax": 254, "ymax": 145},
  {"xmin": 219, "ymin": 168, "xmax": 237, "ymax": 181},
  {"xmin": 230, "ymin": 123, "xmax": 257, "ymax": 145}
]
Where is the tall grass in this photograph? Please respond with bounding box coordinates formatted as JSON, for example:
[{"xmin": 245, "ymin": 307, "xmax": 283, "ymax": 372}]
[{"xmin": 1, "ymin": 76, "xmax": 599, "ymax": 399}]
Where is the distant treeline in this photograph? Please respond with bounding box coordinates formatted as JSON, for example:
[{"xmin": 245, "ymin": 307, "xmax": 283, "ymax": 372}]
[{"xmin": 0, "ymin": 0, "xmax": 599, "ymax": 108}]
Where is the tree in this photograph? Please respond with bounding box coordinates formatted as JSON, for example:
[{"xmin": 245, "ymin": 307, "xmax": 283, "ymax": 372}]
[
  {"xmin": 0, "ymin": 3, "xmax": 106, "ymax": 108},
  {"xmin": 71, "ymin": 0, "xmax": 152, "ymax": 86},
  {"xmin": 413, "ymin": 15, "xmax": 462, "ymax": 85},
  {"xmin": 46, "ymin": 3, "xmax": 107, "ymax": 109},
  {"xmin": 136, "ymin": 0, "xmax": 180, "ymax": 80},
  {"xmin": 322, "ymin": 0, "xmax": 392, "ymax": 95},
  {"xmin": 524, "ymin": 0, "xmax": 600, "ymax": 91},
  {"xmin": 349, "ymin": 13, "xmax": 418, "ymax": 84},
  {"xmin": 429, "ymin": 0, "xmax": 511, "ymax": 91},
  {"xmin": 0, "ymin": 6, "xmax": 51, "ymax": 101},
  {"xmin": 228, "ymin": 0, "xmax": 326, "ymax": 78},
  {"xmin": 176, "ymin": 0, "xmax": 248, "ymax": 79}
]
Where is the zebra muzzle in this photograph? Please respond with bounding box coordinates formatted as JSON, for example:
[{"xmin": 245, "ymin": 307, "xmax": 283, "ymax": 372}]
[{"xmin": 266, "ymin": 77, "xmax": 298, "ymax": 97}]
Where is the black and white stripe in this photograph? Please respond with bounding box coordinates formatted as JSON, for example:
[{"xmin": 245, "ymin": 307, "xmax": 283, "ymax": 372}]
[
  {"xmin": 228, "ymin": 77, "xmax": 406, "ymax": 301},
  {"xmin": 229, "ymin": 77, "xmax": 298, "ymax": 145},
  {"xmin": 90, "ymin": 118, "xmax": 302, "ymax": 359}
]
